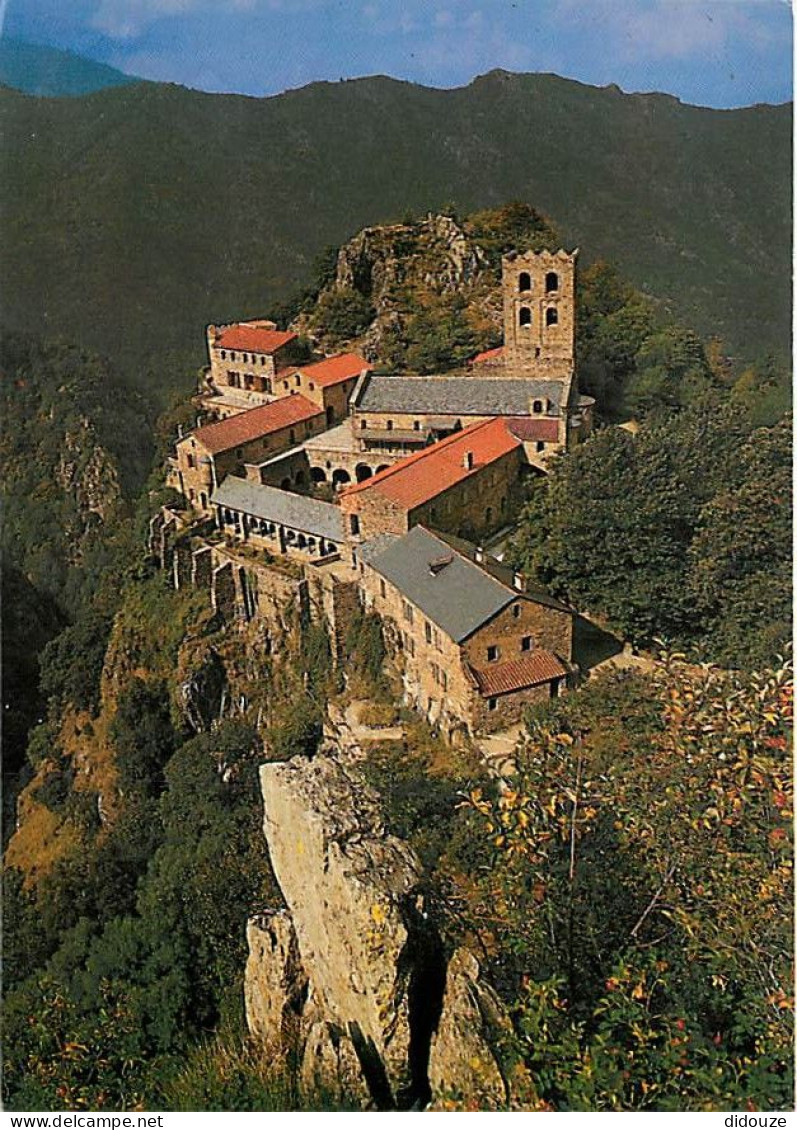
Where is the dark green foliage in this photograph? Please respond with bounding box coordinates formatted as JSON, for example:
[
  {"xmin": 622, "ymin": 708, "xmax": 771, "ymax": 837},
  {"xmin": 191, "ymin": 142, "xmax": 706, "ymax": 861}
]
[
  {"xmin": 453, "ymin": 661, "xmax": 793, "ymax": 1110},
  {"xmin": 1, "ymin": 564, "xmax": 64, "ymax": 777},
  {"xmin": 464, "ymin": 200, "xmax": 557, "ymax": 266},
  {"xmin": 311, "ymin": 287, "xmax": 375, "ymax": 344},
  {"xmin": 35, "ymin": 763, "xmax": 75, "ymax": 813},
  {"xmin": 507, "ymin": 403, "xmax": 791, "ymax": 663},
  {"xmin": 110, "ymin": 678, "xmax": 177, "ymax": 798},
  {"xmin": 39, "ymin": 609, "xmax": 114, "ymax": 715},
  {"xmin": 0, "ymin": 73, "xmax": 788, "ymax": 407},
  {"xmin": 404, "ymin": 293, "xmax": 476, "ymax": 374},
  {"xmin": 266, "ymin": 699, "xmax": 323, "ymax": 762},
  {"xmin": 2, "ymin": 719, "xmax": 279, "ymax": 1109},
  {"xmin": 342, "ymin": 608, "xmax": 390, "ymax": 699}
]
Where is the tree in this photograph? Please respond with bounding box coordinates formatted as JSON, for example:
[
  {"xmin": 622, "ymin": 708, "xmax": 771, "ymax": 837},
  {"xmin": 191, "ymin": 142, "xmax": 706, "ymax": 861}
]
[{"xmin": 459, "ymin": 657, "xmax": 793, "ymax": 1110}]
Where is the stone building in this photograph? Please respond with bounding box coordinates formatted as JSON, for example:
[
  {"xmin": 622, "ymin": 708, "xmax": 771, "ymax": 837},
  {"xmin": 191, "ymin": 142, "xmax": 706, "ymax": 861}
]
[
  {"xmin": 357, "ymin": 525, "xmax": 573, "ymax": 736},
  {"xmin": 169, "ymin": 394, "xmax": 325, "ymax": 512},
  {"xmin": 212, "ymin": 475, "xmax": 347, "ymax": 562},
  {"xmin": 339, "ymin": 416, "xmax": 525, "ymax": 543},
  {"xmin": 501, "ymin": 248, "xmax": 577, "ymax": 380},
  {"xmin": 280, "ymin": 352, "xmax": 372, "ymax": 428},
  {"xmin": 203, "ymin": 320, "xmax": 302, "ymax": 415}
]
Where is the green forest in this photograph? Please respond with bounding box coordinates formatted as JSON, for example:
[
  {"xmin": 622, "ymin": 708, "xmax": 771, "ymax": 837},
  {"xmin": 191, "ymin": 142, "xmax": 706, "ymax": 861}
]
[{"xmin": 1, "ymin": 197, "xmax": 792, "ymax": 1110}]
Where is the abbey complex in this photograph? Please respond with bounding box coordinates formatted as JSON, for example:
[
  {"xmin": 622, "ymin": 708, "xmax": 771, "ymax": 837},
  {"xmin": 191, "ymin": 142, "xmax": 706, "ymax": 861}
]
[{"xmin": 157, "ymin": 247, "xmax": 594, "ymax": 739}]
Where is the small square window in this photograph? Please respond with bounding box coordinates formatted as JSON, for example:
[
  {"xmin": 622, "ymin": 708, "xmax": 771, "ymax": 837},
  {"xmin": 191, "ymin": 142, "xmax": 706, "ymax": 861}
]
[
  {"xmin": 487, "ymin": 645, "xmax": 499, "ymax": 662},
  {"xmin": 488, "ymin": 697, "xmax": 497, "ymax": 711},
  {"xmin": 521, "ymin": 635, "xmax": 533, "ymax": 652}
]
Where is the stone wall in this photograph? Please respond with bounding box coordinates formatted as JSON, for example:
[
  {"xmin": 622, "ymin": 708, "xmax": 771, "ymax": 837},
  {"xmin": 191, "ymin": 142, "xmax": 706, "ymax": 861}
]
[{"xmin": 342, "ymin": 445, "xmax": 524, "ymax": 545}]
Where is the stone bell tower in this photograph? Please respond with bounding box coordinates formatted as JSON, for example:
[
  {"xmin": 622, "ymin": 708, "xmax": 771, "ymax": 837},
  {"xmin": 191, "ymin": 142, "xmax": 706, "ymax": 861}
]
[{"xmin": 502, "ymin": 248, "xmax": 577, "ymax": 380}]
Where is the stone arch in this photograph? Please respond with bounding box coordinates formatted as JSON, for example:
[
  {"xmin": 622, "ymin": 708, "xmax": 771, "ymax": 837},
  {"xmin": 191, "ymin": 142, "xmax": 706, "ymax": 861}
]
[
  {"xmin": 355, "ymin": 463, "xmax": 373, "ymax": 483},
  {"xmin": 332, "ymin": 469, "xmax": 351, "ymax": 489},
  {"xmin": 294, "ymin": 469, "xmax": 307, "ymax": 486},
  {"xmin": 375, "ymin": 464, "xmax": 390, "ymax": 474},
  {"xmin": 310, "ymin": 466, "xmax": 327, "ymax": 484},
  {"xmin": 518, "ymin": 271, "xmax": 531, "ymax": 292},
  {"xmin": 519, "ymin": 306, "xmax": 532, "ymax": 328},
  {"xmin": 545, "ymin": 271, "xmax": 559, "ymax": 293}
]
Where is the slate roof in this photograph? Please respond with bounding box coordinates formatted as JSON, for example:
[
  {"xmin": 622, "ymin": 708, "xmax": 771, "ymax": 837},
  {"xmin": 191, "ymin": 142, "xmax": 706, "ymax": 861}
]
[
  {"xmin": 355, "ymin": 374, "xmax": 564, "ymax": 416},
  {"xmin": 357, "ymin": 533, "xmax": 399, "ymax": 564},
  {"xmin": 363, "ymin": 525, "xmax": 568, "ymax": 642},
  {"xmin": 470, "ymin": 651, "xmax": 568, "ymax": 697},
  {"xmin": 211, "ymin": 476, "xmax": 345, "ymax": 543},
  {"xmin": 341, "ymin": 417, "xmax": 521, "ymax": 510},
  {"xmin": 216, "ymin": 324, "xmax": 296, "ymax": 354},
  {"xmin": 431, "ymin": 529, "xmax": 572, "ymax": 613},
  {"xmin": 191, "ymin": 395, "xmax": 323, "ymax": 455}
]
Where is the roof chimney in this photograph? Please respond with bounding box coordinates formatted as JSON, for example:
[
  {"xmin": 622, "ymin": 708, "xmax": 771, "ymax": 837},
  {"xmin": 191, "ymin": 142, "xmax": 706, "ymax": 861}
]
[
  {"xmin": 463, "ymin": 450, "xmax": 474, "ymax": 470},
  {"xmin": 513, "ymin": 571, "xmax": 525, "ymax": 592}
]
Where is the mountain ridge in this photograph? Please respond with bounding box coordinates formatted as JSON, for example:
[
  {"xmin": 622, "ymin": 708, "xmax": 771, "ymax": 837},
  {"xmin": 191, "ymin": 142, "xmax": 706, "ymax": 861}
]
[
  {"xmin": 0, "ymin": 68, "xmax": 789, "ymax": 406},
  {"xmin": 0, "ymin": 37, "xmax": 141, "ymax": 97}
]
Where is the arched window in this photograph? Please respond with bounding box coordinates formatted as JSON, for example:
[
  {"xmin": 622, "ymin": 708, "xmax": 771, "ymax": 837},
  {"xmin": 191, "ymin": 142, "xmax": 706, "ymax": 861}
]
[
  {"xmin": 519, "ymin": 307, "xmax": 532, "ymax": 328},
  {"xmin": 532, "ymin": 399, "xmax": 543, "ymax": 414},
  {"xmin": 545, "ymin": 271, "xmax": 559, "ymax": 293},
  {"xmin": 221, "ymin": 350, "xmax": 226, "ymax": 359},
  {"xmin": 518, "ymin": 271, "xmax": 531, "ymax": 292},
  {"xmin": 546, "ymin": 306, "xmax": 558, "ymax": 326}
]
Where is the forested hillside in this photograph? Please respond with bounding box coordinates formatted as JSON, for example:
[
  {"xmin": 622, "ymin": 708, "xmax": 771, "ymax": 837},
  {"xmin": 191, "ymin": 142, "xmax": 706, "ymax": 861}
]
[{"xmin": 0, "ymin": 70, "xmax": 790, "ymax": 407}]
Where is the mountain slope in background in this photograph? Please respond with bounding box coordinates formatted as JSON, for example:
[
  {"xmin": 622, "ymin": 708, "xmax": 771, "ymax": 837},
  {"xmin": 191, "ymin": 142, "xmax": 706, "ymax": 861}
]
[
  {"xmin": 0, "ymin": 70, "xmax": 790, "ymax": 408},
  {"xmin": 0, "ymin": 38, "xmax": 139, "ymax": 97}
]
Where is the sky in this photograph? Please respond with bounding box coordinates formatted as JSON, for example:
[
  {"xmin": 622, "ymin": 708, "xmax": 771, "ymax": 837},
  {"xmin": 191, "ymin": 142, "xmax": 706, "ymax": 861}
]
[{"xmin": 1, "ymin": 0, "xmax": 793, "ymax": 108}]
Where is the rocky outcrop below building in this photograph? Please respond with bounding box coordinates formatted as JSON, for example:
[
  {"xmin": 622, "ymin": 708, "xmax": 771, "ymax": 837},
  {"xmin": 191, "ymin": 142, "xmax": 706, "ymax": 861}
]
[{"xmin": 245, "ymin": 749, "xmax": 512, "ymax": 1110}]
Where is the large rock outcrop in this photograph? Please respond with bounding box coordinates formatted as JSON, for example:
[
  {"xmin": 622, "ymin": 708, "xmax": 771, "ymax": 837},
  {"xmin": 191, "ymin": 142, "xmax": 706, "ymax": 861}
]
[{"xmin": 245, "ymin": 750, "xmax": 510, "ymax": 1109}]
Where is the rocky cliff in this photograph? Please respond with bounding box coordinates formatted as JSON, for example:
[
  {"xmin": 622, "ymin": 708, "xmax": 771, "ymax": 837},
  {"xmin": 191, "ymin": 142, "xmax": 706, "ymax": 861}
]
[
  {"xmin": 245, "ymin": 748, "xmax": 512, "ymax": 1110},
  {"xmin": 292, "ymin": 205, "xmax": 556, "ymax": 369}
]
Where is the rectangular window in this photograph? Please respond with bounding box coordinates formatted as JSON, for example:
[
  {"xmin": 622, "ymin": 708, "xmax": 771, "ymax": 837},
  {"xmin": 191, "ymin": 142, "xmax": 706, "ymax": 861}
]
[
  {"xmin": 512, "ymin": 603, "xmax": 521, "ymax": 618},
  {"xmin": 488, "ymin": 697, "xmax": 497, "ymax": 711},
  {"xmin": 425, "ymin": 622, "xmax": 432, "ymax": 644},
  {"xmin": 380, "ymin": 579, "xmax": 386, "ymax": 598},
  {"xmin": 487, "ymin": 645, "xmax": 499, "ymax": 662},
  {"xmin": 403, "ymin": 601, "xmax": 414, "ymax": 624},
  {"xmin": 521, "ymin": 635, "xmax": 533, "ymax": 652},
  {"xmin": 440, "ymin": 671, "xmax": 448, "ymax": 691}
]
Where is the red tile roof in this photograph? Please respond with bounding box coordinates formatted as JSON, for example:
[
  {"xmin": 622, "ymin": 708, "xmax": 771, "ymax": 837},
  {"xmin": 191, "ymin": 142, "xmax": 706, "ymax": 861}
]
[
  {"xmin": 190, "ymin": 395, "xmax": 322, "ymax": 455},
  {"xmin": 470, "ymin": 650, "xmax": 568, "ymax": 698},
  {"xmin": 471, "ymin": 345, "xmax": 505, "ymax": 364},
  {"xmin": 507, "ymin": 416, "xmax": 560, "ymax": 443},
  {"xmin": 296, "ymin": 352, "xmax": 372, "ymax": 389},
  {"xmin": 341, "ymin": 417, "xmax": 521, "ymax": 511},
  {"xmin": 216, "ymin": 324, "xmax": 297, "ymax": 354}
]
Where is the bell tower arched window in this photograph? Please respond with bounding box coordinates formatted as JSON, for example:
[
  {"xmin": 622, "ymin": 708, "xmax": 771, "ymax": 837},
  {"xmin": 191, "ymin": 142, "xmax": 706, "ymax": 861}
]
[
  {"xmin": 518, "ymin": 271, "xmax": 531, "ymax": 292},
  {"xmin": 545, "ymin": 271, "xmax": 559, "ymax": 293},
  {"xmin": 546, "ymin": 306, "xmax": 559, "ymax": 326},
  {"xmin": 519, "ymin": 306, "xmax": 532, "ymax": 328}
]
